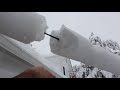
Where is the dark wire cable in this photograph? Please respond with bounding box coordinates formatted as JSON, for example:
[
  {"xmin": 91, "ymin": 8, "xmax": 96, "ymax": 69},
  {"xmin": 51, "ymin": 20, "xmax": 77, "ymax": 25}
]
[{"xmin": 44, "ymin": 32, "xmax": 60, "ymax": 41}]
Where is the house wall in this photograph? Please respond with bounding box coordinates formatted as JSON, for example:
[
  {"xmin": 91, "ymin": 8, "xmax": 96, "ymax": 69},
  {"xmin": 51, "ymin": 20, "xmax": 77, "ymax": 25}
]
[
  {"xmin": 0, "ymin": 46, "xmax": 33, "ymax": 78},
  {"xmin": 0, "ymin": 13, "xmax": 70, "ymax": 78},
  {"xmin": 0, "ymin": 34, "xmax": 70, "ymax": 78}
]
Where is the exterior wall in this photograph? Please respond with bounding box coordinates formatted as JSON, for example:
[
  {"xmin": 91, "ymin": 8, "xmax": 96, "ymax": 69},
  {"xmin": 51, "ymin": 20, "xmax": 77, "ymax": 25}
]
[
  {"xmin": 0, "ymin": 45, "xmax": 33, "ymax": 78},
  {"xmin": 0, "ymin": 34, "xmax": 71, "ymax": 78}
]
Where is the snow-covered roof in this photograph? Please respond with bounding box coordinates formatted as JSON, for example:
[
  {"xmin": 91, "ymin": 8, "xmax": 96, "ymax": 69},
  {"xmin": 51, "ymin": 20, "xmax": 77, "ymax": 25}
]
[{"xmin": 0, "ymin": 34, "xmax": 67, "ymax": 78}]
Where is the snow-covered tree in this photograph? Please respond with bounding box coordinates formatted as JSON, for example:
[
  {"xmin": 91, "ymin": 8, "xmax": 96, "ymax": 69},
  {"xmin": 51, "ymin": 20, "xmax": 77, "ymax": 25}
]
[
  {"xmin": 89, "ymin": 32, "xmax": 120, "ymax": 56},
  {"xmin": 70, "ymin": 32, "xmax": 120, "ymax": 78},
  {"xmin": 70, "ymin": 63, "xmax": 119, "ymax": 78}
]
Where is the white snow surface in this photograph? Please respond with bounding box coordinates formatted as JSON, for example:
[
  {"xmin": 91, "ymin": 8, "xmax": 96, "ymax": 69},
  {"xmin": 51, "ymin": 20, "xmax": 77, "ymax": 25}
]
[{"xmin": 50, "ymin": 25, "xmax": 120, "ymax": 75}]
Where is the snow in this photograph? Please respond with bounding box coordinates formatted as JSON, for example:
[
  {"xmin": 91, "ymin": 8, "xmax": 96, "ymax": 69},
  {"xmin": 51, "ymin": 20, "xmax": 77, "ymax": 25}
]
[
  {"xmin": 69, "ymin": 33, "xmax": 120, "ymax": 78},
  {"xmin": 70, "ymin": 60, "xmax": 80, "ymax": 66},
  {"xmin": 50, "ymin": 25, "xmax": 94, "ymax": 65},
  {"xmin": 50, "ymin": 25, "xmax": 120, "ymax": 75},
  {"xmin": 0, "ymin": 34, "xmax": 67, "ymax": 78},
  {"xmin": 0, "ymin": 12, "xmax": 46, "ymax": 44}
]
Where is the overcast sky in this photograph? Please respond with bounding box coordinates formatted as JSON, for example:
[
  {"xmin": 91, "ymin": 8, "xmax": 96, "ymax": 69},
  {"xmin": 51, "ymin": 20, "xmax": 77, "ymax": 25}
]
[{"xmin": 31, "ymin": 12, "xmax": 120, "ymax": 65}]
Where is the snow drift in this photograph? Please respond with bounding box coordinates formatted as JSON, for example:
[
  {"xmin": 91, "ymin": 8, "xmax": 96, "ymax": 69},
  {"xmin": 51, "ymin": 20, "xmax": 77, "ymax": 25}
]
[{"xmin": 50, "ymin": 25, "xmax": 120, "ymax": 75}]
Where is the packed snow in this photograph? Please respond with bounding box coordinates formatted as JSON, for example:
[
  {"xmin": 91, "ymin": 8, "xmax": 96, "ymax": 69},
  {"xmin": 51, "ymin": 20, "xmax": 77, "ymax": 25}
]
[
  {"xmin": 50, "ymin": 25, "xmax": 120, "ymax": 76},
  {"xmin": 70, "ymin": 33, "xmax": 120, "ymax": 78}
]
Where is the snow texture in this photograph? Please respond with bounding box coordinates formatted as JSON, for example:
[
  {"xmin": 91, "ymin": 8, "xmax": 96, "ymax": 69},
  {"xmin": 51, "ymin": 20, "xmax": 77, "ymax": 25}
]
[
  {"xmin": 0, "ymin": 12, "xmax": 46, "ymax": 44},
  {"xmin": 70, "ymin": 33, "xmax": 120, "ymax": 78},
  {"xmin": 50, "ymin": 25, "xmax": 120, "ymax": 75}
]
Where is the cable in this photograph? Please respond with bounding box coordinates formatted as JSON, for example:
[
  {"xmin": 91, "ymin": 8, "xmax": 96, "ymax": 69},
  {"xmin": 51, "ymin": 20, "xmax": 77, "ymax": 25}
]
[{"xmin": 44, "ymin": 32, "xmax": 60, "ymax": 41}]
